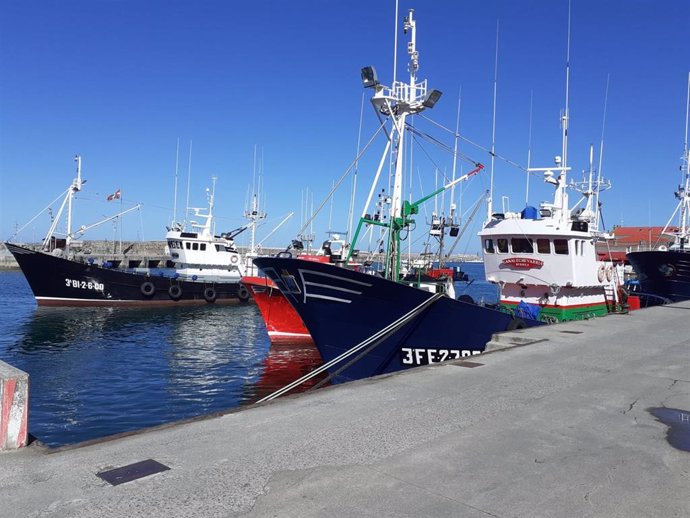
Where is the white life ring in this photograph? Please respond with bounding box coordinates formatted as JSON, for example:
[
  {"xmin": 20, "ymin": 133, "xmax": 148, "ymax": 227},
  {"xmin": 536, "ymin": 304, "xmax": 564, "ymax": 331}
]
[
  {"xmin": 597, "ymin": 265, "xmax": 605, "ymax": 283},
  {"xmin": 230, "ymin": 254, "xmax": 240, "ymax": 265},
  {"xmin": 606, "ymin": 265, "xmax": 613, "ymax": 282}
]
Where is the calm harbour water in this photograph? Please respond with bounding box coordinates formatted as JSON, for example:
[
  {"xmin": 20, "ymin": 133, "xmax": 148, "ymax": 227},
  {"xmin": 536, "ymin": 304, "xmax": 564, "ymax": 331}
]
[{"xmin": 0, "ymin": 262, "xmax": 495, "ymax": 448}]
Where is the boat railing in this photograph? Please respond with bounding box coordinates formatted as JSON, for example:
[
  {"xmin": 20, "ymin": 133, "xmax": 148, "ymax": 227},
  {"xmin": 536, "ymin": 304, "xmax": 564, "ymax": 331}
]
[{"xmin": 391, "ymin": 79, "xmax": 427, "ymax": 105}]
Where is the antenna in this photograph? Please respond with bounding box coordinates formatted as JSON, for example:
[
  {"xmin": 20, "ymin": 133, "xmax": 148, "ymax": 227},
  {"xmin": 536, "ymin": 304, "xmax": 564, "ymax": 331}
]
[
  {"xmin": 245, "ymin": 146, "xmax": 267, "ymax": 256},
  {"xmin": 392, "ymin": 0, "xmax": 399, "ymax": 85},
  {"xmin": 525, "ymin": 90, "xmax": 533, "ymax": 205},
  {"xmin": 66, "ymin": 154, "xmax": 83, "ymax": 248},
  {"xmin": 184, "ymin": 140, "xmax": 193, "ymax": 230},
  {"xmin": 595, "ymin": 74, "xmax": 611, "ymax": 231},
  {"xmin": 526, "ymin": 0, "xmax": 573, "ymax": 225},
  {"xmin": 172, "ymin": 138, "xmax": 179, "ymax": 227},
  {"xmin": 348, "ymin": 92, "xmax": 365, "ymax": 240},
  {"xmin": 487, "ymin": 20, "xmax": 499, "ymax": 222},
  {"xmin": 677, "ymin": 72, "xmax": 690, "ymax": 247},
  {"xmin": 450, "ymin": 86, "xmax": 462, "ymax": 223},
  {"xmin": 562, "ymin": 0, "xmax": 571, "ymax": 178}
]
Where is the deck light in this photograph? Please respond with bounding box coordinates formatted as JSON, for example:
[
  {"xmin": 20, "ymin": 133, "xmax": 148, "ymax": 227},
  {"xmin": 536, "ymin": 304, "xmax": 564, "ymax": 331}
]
[
  {"xmin": 422, "ymin": 89, "xmax": 442, "ymax": 108},
  {"xmin": 361, "ymin": 66, "xmax": 379, "ymax": 88}
]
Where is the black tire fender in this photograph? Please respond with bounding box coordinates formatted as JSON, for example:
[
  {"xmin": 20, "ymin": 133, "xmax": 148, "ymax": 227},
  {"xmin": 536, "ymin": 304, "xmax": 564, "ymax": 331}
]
[
  {"xmin": 168, "ymin": 284, "xmax": 182, "ymax": 301},
  {"xmin": 238, "ymin": 284, "xmax": 250, "ymax": 302},
  {"xmin": 507, "ymin": 317, "xmax": 527, "ymax": 331},
  {"xmin": 203, "ymin": 287, "xmax": 217, "ymax": 303},
  {"xmin": 140, "ymin": 281, "xmax": 155, "ymax": 298}
]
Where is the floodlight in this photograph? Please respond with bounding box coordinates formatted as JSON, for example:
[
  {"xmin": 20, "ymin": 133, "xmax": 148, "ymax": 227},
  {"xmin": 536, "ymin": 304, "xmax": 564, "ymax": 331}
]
[
  {"xmin": 422, "ymin": 89, "xmax": 442, "ymax": 108},
  {"xmin": 361, "ymin": 66, "xmax": 379, "ymax": 88}
]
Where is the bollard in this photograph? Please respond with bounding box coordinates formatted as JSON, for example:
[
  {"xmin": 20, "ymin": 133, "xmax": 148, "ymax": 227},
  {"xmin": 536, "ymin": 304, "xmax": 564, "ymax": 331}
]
[{"xmin": 0, "ymin": 361, "xmax": 29, "ymax": 451}]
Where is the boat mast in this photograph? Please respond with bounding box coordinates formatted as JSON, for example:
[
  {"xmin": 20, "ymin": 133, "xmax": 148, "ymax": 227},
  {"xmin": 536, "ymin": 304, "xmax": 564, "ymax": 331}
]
[
  {"xmin": 677, "ymin": 72, "xmax": 690, "ymax": 249},
  {"xmin": 594, "ymin": 75, "xmax": 610, "ymax": 233},
  {"xmin": 65, "ymin": 154, "xmax": 83, "ymax": 250},
  {"xmin": 245, "ymin": 147, "xmax": 267, "ymax": 257},
  {"xmin": 390, "ymin": 9, "xmax": 418, "ymax": 277},
  {"xmin": 172, "ymin": 138, "xmax": 180, "ymax": 229},
  {"xmin": 486, "ymin": 21, "xmax": 499, "ymax": 223},
  {"xmin": 351, "ymin": 9, "xmax": 446, "ymax": 278},
  {"xmin": 190, "ymin": 176, "xmax": 216, "ymax": 239},
  {"xmin": 43, "ymin": 155, "xmax": 82, "ymax": 251},
  {"xmin": 525, "ymin": 90, "xmax": 533, "ymax": 206},
  {"xmin": 450, "ymin": 88, "xmax": 462, "ymax": 226},
  {"xmin": 526, "ymin": 1, "xmax": 572, "ymax": 225},
  {"xmin": 184, "ymin": 140, "xmax": 193, "ymax": 230},
  {"xmin": 558, "ymin": 2, "xmax": 572, "ymax": 222}
]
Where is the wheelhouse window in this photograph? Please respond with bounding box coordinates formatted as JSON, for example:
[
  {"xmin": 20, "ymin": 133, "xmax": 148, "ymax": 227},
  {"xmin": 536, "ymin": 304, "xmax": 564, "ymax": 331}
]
[
  {"xmin": 554, "ymin": 239, "xmax": 569, "ymax": 255},
  {"xmin": 536, "ymin": 238, "xmax": 550, "ymax": 254},
  {"xmin": 185, "ymin": 242, "xmax": 191, "ymax": 250},
  {"xmin": 192, "ymin": 243, "xmax": 199, "ymax": 251},
  {"xmin": 496, "ymin": 238, "xmax": 509, "ymax": 254},
  {"xmin": 511, "ymin": 238, "xmax": 533, "ymax": 254},
  {"xmin": 200, "ymin": 243, "xmax": 206, "ymax": 251},
  {"xmin": 484, "ymin": 239, "xmax": 495, "ymax": 254}
]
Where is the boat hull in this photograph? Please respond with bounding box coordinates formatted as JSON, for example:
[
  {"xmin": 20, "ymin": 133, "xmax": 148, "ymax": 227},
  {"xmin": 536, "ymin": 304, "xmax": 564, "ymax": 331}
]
[
  {"xmin": 6, "ymin": 243, "xmax": 247, "ymax": 306},
  {"xmin": 241, "ymin": 275, "xmax": 314, "ymax": 344},
  {"xmin": 626, "ymin": 250, "xmax": 690, "ymax": 303},
  {"xmin": 253, "ymin": 257, "xmax": 543, "ymax": 383}
]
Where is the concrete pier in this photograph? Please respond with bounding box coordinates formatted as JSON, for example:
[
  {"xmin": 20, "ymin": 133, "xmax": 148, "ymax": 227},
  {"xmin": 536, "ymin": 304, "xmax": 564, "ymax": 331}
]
[
  {"xmin": 0, "ymin": 362, "xmax": 28, "ymax": 451},
  {"xmin": 0, "ymin": 302, "xmax": 688, "ymax": 517}
]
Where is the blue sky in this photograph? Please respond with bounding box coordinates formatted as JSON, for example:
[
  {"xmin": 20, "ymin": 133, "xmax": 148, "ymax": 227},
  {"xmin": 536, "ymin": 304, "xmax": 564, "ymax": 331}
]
[{"xmin": 1, "ymin": 1, "xmax": 689, "ymax": 255}]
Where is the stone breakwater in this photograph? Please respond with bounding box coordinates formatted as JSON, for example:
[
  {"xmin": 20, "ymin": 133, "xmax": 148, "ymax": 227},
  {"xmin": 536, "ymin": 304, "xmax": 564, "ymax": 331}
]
[{"xmin": 0, "ymin": 241, "xmax": 169, "ymax": 269}]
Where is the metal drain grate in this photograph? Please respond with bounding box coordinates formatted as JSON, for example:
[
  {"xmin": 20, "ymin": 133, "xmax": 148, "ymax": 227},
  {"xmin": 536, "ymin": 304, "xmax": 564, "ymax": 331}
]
[
  {"xmin": 455, "ymin": 361, "xmax": 484, "ymax": 368},
  {"xmin": 97, "ymin": 459, "xmax": 170, "ymax": 486}
]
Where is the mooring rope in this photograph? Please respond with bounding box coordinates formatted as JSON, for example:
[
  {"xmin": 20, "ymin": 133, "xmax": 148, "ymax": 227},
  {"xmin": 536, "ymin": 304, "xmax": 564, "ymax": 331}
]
[{"xmin": 256, "ymin": 292, "xmax": 444, "ymax": 403}]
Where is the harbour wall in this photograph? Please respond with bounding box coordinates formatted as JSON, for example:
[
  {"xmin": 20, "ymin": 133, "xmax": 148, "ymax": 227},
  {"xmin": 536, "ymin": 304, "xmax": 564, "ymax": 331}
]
[{"xmin": 0, "ymin": 242, "xmax": 481, "ymax": 269}]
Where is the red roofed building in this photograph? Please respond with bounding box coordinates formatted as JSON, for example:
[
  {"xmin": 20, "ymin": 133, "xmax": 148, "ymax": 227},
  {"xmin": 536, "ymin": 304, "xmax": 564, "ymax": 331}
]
[{"xmin": 596, "ymin": 226, "xmax": 680, "ymax": 262}]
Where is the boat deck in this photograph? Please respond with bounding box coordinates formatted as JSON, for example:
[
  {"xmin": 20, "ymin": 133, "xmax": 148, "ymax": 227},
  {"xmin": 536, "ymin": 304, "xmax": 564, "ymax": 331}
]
[{"xmin": 1, "ymin": 302, "xmax": 688, "ymax": 517}]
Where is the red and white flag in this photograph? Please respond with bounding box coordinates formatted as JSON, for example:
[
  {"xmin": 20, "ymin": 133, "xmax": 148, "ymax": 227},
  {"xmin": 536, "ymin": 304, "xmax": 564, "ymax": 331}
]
[{"xmin": 106, "ymin": 188, "xmax": 121, "ymax": 201}]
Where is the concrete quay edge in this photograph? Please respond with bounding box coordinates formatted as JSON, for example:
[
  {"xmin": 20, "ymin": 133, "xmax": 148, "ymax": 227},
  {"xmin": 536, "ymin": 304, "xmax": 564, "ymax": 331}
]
[{"xmin": 0, "ymin": 302, "xmax": 688, "ymax": 517}]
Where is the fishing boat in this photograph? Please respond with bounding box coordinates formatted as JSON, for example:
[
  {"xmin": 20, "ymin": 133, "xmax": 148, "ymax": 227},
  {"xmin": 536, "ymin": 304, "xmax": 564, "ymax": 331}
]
[
  {"xmin": 479, "ymin": 148, "xmax": 627, "ymax": 321},
  {"xmin": 479, "ymin": 15, "xmax": 633, "ymax": 320},
  {"xmin": 254, "ymin": 9, "xmax": 543, "ymax": 384},
  {"xmin": 241, "ymin": 236, "xmax": 354, "ymax": 344},
  {"xmin": 6, "ymin": 156, "xmax": 250, "ymax": 306},
  {"xmin": 626, "ymin": 74, "xmax": 690, "ymax": 303},
  {"xmin": 241, "ymin": 275, "xmax": 313, "ymax": 344}
]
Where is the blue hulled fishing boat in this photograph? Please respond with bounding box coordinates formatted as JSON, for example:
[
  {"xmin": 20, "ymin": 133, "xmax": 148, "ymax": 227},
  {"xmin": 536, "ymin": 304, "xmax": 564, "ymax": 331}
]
[{"xmin": 254, "ymin": 9, "xmax": 542, "ymax": 384}]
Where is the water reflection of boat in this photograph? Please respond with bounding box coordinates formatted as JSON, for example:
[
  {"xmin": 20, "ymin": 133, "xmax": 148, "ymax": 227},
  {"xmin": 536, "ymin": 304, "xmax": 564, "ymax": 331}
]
[
  {"xmin": 244, "ymin": 341, "xmax": 327, "ymax": 403},
  {"xmin": 7, "ymin": 305, "xmax": 287, "ymax": 447}
]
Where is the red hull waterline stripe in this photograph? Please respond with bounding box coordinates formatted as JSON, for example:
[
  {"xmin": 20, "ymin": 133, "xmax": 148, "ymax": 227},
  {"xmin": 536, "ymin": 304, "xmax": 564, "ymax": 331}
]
[{"xmin": 268, "ymin": 331, "xmax": 311, "ymax": 338}]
